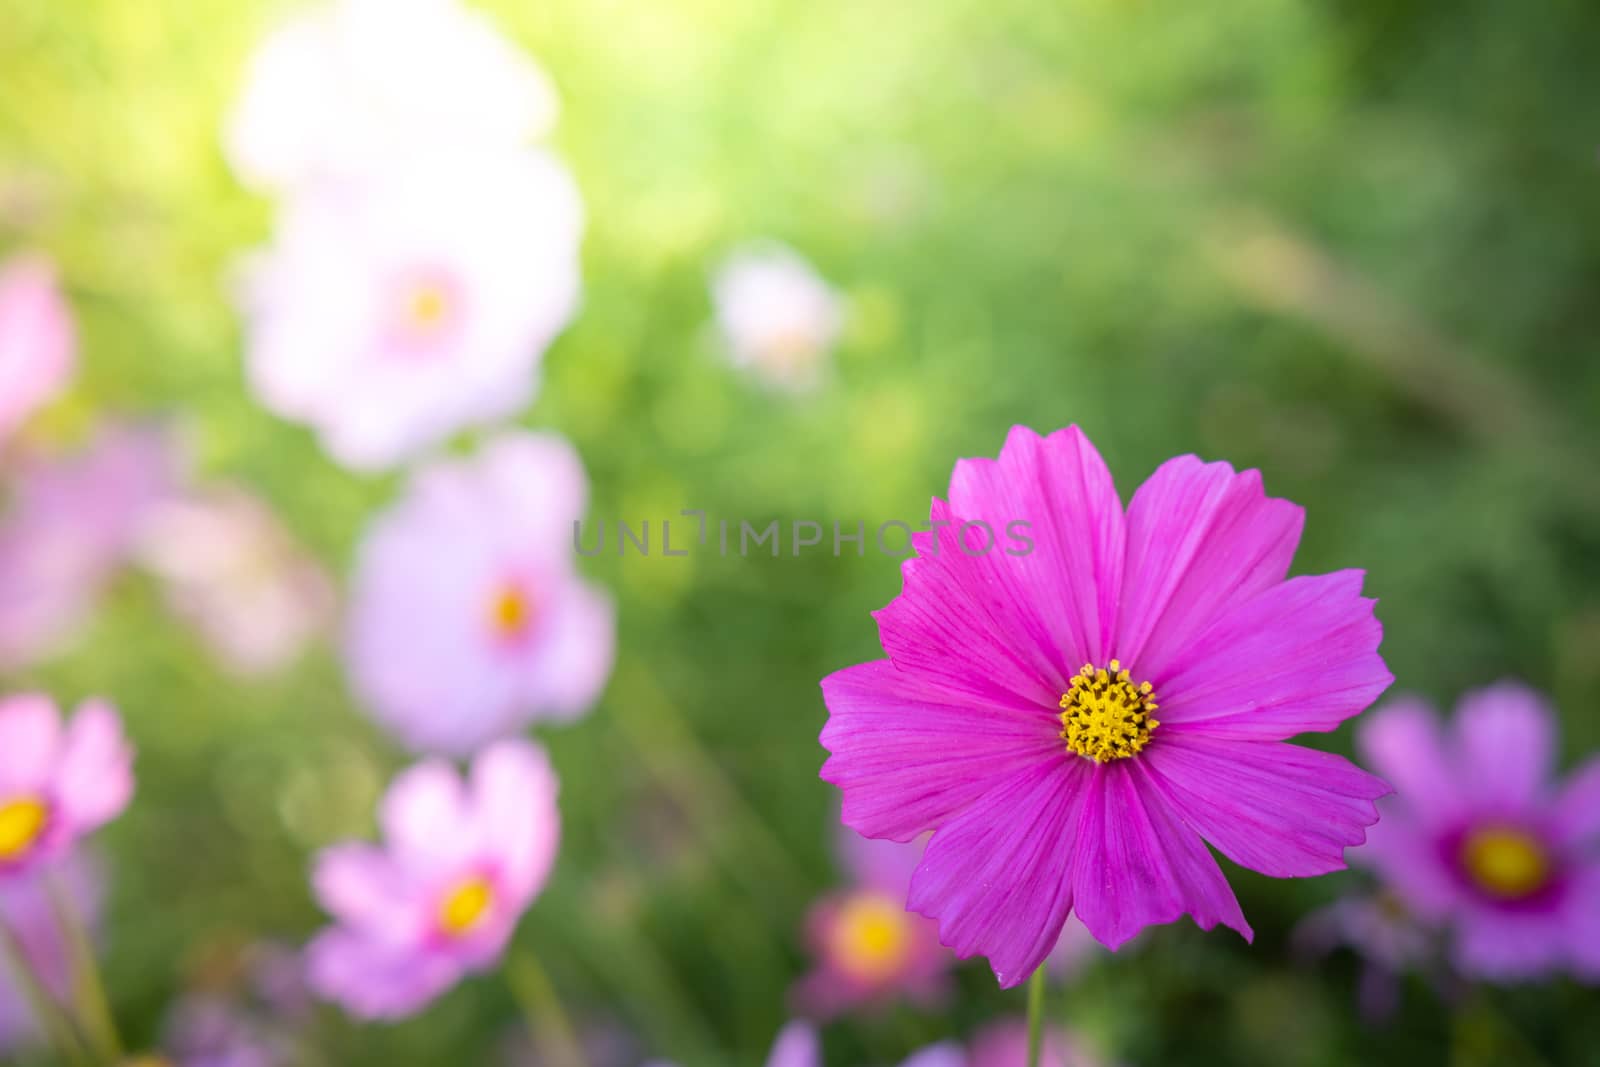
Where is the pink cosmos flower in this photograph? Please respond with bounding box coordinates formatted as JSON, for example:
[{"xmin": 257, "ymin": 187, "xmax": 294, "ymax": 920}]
[
  {"xmin": 820, "ymin": 425, "xmax": 1393, "ymax": 986},
  {"xmin": 0, "ymin": 697, "xmax": 132, "ymax": 880},
  {"xmin": 712, "ymin": 243, "xmax": 843, "ymax": 392},
  {"xmin": 304, "ymin": 739, "xmax": 560, "ymax": 1019},
  {"xmin": 1291, "ymin": 892, "xmax": 1433, "ymax": 1021},
  {"xmin": 793, "ymin": 830, "xmax": 952, "ymax": 1019},
  {"xmin": 1356, "ymin": 683, "xmax": 1600, "ymax": 982},
  {"xmin": 966, "ymin": 1019, "xmax": 1105, "ymax": 1067},
  {"xmin": 240, "ymin": 149, "xmax": 582, "ymax": 470},
  {"xmin": 137, "ymin": 485, "xmax": 335, "ymax": 677},
  {"xmin": 0, "ymin": 851, "xmax": 102, "ymax": 1054},
  {"xmin": 225, "ymin": 0, "xmax": 559, "ymax": 194},
  {"xmin": 0, "ymin": 423, "xmax": 179, "ymax": 669},
  {"xmin": 345, "ymin": 432, "xmax": 613, "ymax": 754},
  {"xmin": 0, "ymin": 256, "xmax": 75, "ymax": 441}
]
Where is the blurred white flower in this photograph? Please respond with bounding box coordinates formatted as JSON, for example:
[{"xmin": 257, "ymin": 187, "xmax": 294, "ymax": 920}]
[
  {"xmin": 225, "ymin": 0, "xmax": 559, "ymax": 194},
  {"xmin": 239, "ymin": 148, "xmax": 583, "ymax": 470},
  {"xmin": 712, "ymin": 243, "xmax": 843, "ymax": 392},
  {"xmin": 138, "ymin": 485, "xmax": 335, "ymax": 677}
]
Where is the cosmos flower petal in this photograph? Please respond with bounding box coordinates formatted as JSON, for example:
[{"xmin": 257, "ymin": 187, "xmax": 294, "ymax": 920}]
[
  {"xmin": 0, "ymin": 257, "xmax": 75, "ymax": 440},
  {"xmin": 899, "ymin": 1044, "xmax": 967, "ymax": 1067},
  {"xmin": 518, "ymin": 580, "xmax": 616, "ymax": 722},
  {"xmin": 1355, "ymin": 698, "xmax": 1462, "ymax": 826},
  {"xmin": 379, "ymin": 759, "xmax": 476, "ymax": 875},
  {"xmin": 1071, "ymin": 762, "xmax": 1251, "ymax": 952},
  {"xmin": 1453, "ymin": 682, "xmax": 1556, "ymax": 810},
  {"xmin": 821, "ymin": 660, "xmax": 1059, "ymax": 842},
  {"xmin": 1556, "ymin": 756, "xmax": 1600, "ymax": 846},
  {"xmin": 468, "ymin": 740, "xmax": 559, "ymax": 899},
  {"xmin": 944, "ymin": 424, "xmax": 1125, "ymax": 680},
  {"xmin": 0, "ymin": 695, "xmax": 61, "ymax": 793},
  {"xmin": 1116, "ymin": 457, "xmax": 1303, "ymax": 678},
  {"xmin": 1569, "ymin": 864, "xmax": 1600, "ymax": 980},
  {"xmin": 53, "ymin": 701, "xmax": 133, "ymax": 832},
  {"xmin": 304, "ymin": 927, "xmax": 459, "ymax": 1021},
  {"xmin": 908, "ymin": 760, "xmax": 1092, "ymax": 987},
  {"xmin": 764, "ymin": 1020, "xmax": 820, "ymax": 1067},
  {"xmin": 1142, "ymin": 734, "xmax": 1388, "ymax": 877},
  {"xmin": 1453, "ymin": 907, "xmax": 1570, "ymax": 982},
  {"xmin": 311, "ymin": 844, "xmax": 422, "ymax": 942},
  {"xmin": 1155, "ymin": 571, "xmax": 1391, "ymax": 739}
]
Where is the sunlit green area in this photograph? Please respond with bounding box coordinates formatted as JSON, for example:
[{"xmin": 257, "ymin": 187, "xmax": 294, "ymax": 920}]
[{"xmin": 3, "ymin": 0, "xmax": 1600, "ymax": 1063}]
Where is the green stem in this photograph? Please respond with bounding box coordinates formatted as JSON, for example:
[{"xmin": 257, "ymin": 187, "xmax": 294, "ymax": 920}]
[
  {"xmin": 1026, "ymin": 965, "xmax": 1047, "ymax": 1067},
  {"xmin": 0, "ymin": 915, "xmax": 92, "ymax": 1067},
  {"xmin": 505, "ymin": 946, "xmax": 591, "ymax": 1067},
  {"xmin": 45, "ymin": 871, "xmax": 124, "ymax": 1063}
]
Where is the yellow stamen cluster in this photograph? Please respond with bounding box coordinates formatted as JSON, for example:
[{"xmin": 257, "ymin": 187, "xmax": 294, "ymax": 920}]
[
  {"xmin": 0, "ymin": 797, "xmax": 47, "ymax": 861},
  {"xmin": 1059, "ymin": 659, "xmax": 1159, "ymax": 763},
  {"xmin": 490, "ymin": 585, "xmax": 533, "ymax": 639},
  {"xmin": 438, "ymin": 877, "xmax": 495, "ymax": 936},
  {"xmin": 405, "ymin": 283, "xmax": 451, "ymax": 333},
  {"xmin": 1461, "ymin": 827, "xmax": 1549, "ymax": 900}
]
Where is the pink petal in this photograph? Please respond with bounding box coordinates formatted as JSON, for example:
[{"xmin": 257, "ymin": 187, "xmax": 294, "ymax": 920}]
[
  {"xmin": 379, "ymin": 759, "xmax": 476, "ymax": 875},
  {"xmin": 53, "ymin": 701, "xmax": 133, "ymax": 831},
  {"xmin": 1452, "ymin": 905, "xmax": 1570, "ymax": 982},
  {"xmin": 1115, "ymin": 457, "xmax": 1303, "ymax": 679},
  {"xmin": 516, "ymin": 577, "xmax": 614, "ymax": 723},
  {"xmin": 1452, "ymin": 682, "xmax": 1555, "ymax": 811},
  {"xmin": 1154, "ymin": 571, "xmax": 1391, "ymax": 740},
  {"xmin": 1353, "ymin": 811, "xmax": 1461, "ymax": 920},
  {"xmin": 764, "ymin": 1021, "xmax": 820, "ymax": 1067},
  {"xmin": 1556, "ymin": 756, "xmax": 1600, "ymax": 846},
  {"xmin": 311, "ymin": 844, "xmax": 424, "ymax": 943},
  {"xmin": 942, "ymin": 424, "xmax": 1125, "ymax": 681},
  {"xmin": 0, "ymin": 695, "xmax": 61, "ymax": 793},
  {"xmin": 821, "ymin": 660, "xmax": 1059, "ymax": 842},
  {"xmin": 1142, "ymin": 734, "xmax": 1388, "ymax": 877},
  {"xmin": 304, "ymin": 926, "xmax": 459, "ymax": 1020},
  {"xmin": 900, "ymin": 1044, "xmax": 967, "ymax": 1067},
  {"xmin": 468, "ymin": 739, "xmax": 559, "ymax": 900},
  {"xmin": 1071, "ymin": 761, "xmax": 1251, "ymax": 951},
  {"xmin": 907, "ymin": 760, "xmax": 1092, "ymax": 988},
  {"xmin": 0, "ymin": 257, "xmax": 75, "ymax": 440},
  {"xmin": 1355, "ymin": 697, "xmax": 1463, "ymax": 827}
]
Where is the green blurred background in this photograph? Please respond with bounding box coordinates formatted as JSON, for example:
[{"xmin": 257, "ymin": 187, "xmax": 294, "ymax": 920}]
[{"xmin": 4, "ymin": 0, "xmax": 1600, "ymax": 1063}]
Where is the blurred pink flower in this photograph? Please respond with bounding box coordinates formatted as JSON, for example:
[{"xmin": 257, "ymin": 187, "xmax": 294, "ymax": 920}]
[
  {"xmin": 792, "ymin": 831, "xmax": 952, "ymax": 1019},
  {"xmin": 304, "ymin": 739, "xmax": 560, "ymax": 1019},
  {"xmin": 0, "ymin": 851, "xmax": 103, "ymax": 1054},
  {"xmin": 651, "ymin": 1022, "xmax": 963, "ymax": 1067},
  {"xmin": 138, "ymin": 485, "xmax": 334, "ymax": 677},
  {"xmin": 0, "ymin": 423, "xmax": 180, "ymax": 669},
  {"xmin": 0, "ymin": 696, "xmax": 131, "ymax": 880},
  {"xmin": 1356, "ymin": 683, "xmax": 1600, "ymax": 982},
  {"xmin": 239, "ymin": 150, "xmax": 582, "ymax": 470},
  {"xmin": 967, "ymin": 1019, "xmax": 1106, "ymax": 1067},
  {"xmin": 225, "ymin": 0, "xmax": 559, "ymax": 194},
  {"xmin": 0, "ymin": 256, "xmax": 74, "ymax": 442},
  {"xmin": 1044, "ymin": 916, "xmax": 1104, "ymax": 980},
  {"xmin": 1292, "ymin": 892, "xmax": 1433, "ymax": 1022},
  {"xmin": 712, "ymin": 243, "xmax": 843, "ymax": 392},
  {"xmin": 345, "ymin": 432, "xmax": 613, "ymax": 754}
]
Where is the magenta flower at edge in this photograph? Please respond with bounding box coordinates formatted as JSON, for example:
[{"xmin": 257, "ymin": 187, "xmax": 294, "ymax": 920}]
[
  {"xmin": 305, "ymin": 739, "xmax": 560, "ymax": 1019},
  {"xmin": 0, "ymin": 696, "xmax": 133, "ymax": 880},
  {"xmin": 345, "ymin": 431, "xmax": 613, "ymax": 754},
  {"xmin": 820, "ymin": 425, "xmax": 1393, "ymax": 985},
  {"xmin": 1356, "ymin": 683, "xmax": 1600, "ymax": 982}
]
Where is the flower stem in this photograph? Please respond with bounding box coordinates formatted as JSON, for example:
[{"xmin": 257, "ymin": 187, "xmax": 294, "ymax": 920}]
[
  {"xmin": 1026, "ymin": 965, "xmax": 1047, "ymax": 1067},
  {"xmin": 506, "ymin": 946, "xmax": 591, "ymax": 1067},
  {"xmin": 45, "ymin": 871, "xmax": 124, "ymax": 1063},
  {"xmin": 0, "ymin": 914, "xmax": 92, "ymax": 1067}
]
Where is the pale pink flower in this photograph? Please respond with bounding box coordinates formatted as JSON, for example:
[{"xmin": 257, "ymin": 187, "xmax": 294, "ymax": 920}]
[
  {"xmin": 0, "ymin": 852, "xmax": 103, "ymax": 1053},
  {"xmin": 138, "ymin": 485, "xmax": 334, "ymax": 676},
  {"xmin": 712, "ymin": 243, "xmax": 843, "ymax": 392},
  {"xmin": 240, "ymin": 150, "xmax": 582, "ymax": 470},
  {"xmin": 345, "ymin": 432, "xmax": 613, "ymax": 754},
  {"xmin": 225, "ymin": 0, "xmax": 559, "ymax": 194},
  {"xmin": 0, "ymin": 696, "xmax": 132, "ymax": 880},
  {"xmin": 304, "ymin": 739, "xmax": 560, "ymax": 1019},
  {"xmin": 0, "ymin": 256, "xmax": 74, "ymax": 441}
]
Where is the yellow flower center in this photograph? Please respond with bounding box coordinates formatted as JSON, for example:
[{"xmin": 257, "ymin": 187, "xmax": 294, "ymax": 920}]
[
  {"xmin": 403, "ymin": 282, "xmax": 452, "ymax": 335},
  {"xmin": 1461, "ymin": 827, "xmax": 1550, "ymax": 900},
  {"xmin": 438, "ymin": 877, "xmax": 496, "ymax": 937},
  {"xmin": 0, "ymin": 797, "xmax": 47, "ymax": 861},
  {"xmin": 828, "ymin": 891, "xmax": 912, "ymax": 984},
  {"xmin": 1059, "ymin": 659, "xmax": 1160, "ymax": 763},
  {"xmin": 489, "ymin": 584, "xmax": 534, "ymax": 640}
]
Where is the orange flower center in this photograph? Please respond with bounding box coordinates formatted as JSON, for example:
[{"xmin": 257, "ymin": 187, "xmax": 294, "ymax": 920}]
[
  {"xmin": 1059, "ymin": 660, "xmax": 1160, "ymax": 762},
  {"xmin": 489, "ymin": 584, "xmax": 535, "ymax": 641},
  {"xmin": 438, "ymin": 876, "xmax": 496, "ymax": 937},
  {"xmin": 827, "ymin": 891, "xmax": 913, "ymax": 984}
]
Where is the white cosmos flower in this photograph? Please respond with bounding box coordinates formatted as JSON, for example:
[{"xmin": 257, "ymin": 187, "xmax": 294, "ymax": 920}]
[
  {"xmin": 226, "ymin": 0, "xmax": 559, "ymax": 194},
  {"xmin": 712, "ymin": 243, "xmax": 844, "ymax": 392},
  {"xmin": 239, "ymin": 148, "xmax": 583, "ymax": 470}
]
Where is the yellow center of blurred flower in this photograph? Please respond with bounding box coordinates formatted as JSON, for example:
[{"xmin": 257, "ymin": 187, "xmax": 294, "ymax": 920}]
[
  {"xmin": 438, "ymin": 877, "xmax": 495, "ymax": 936},
  {"xmin": 1059, "ymin": 660, "xmax": 1160, "ymax": 763},
  {"xmin": 0, "ymin": 797, "xmax": 47, "ymax": 860},
  {"xmin": 404, "ymin": 283, "xmax": 452, "ymax": 334},
  {"xmin": 1461, "ymin": 827, "xmax": 1549, "ymax": 900},
  {"xmin": 828, "ymin": 891, "xmax": 912, "ymax": 983},
  {"xmin": 489, "ymin": 585, "xmax": 534, "ymax": 640}
]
